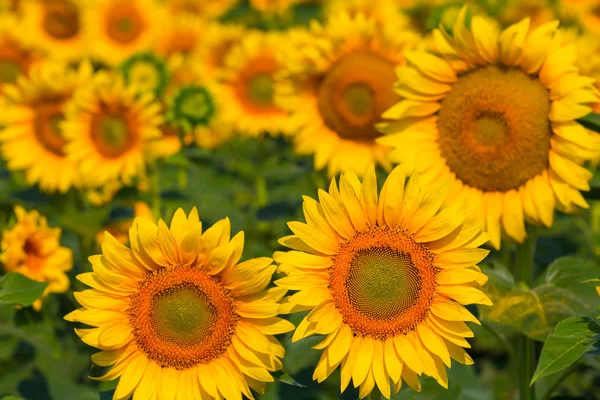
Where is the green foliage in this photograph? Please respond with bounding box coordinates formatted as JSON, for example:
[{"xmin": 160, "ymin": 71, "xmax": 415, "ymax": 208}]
[
  {"xmin": 479, "ymin": 257, "xmax": 600, "ymax": 341},
  {"xmin": 531, "ymin": 317, "xmax": 600, "ymax": 384},
  {"xmin": 0, "ymin": 273, "xmax": 48, "ymax": 307}
]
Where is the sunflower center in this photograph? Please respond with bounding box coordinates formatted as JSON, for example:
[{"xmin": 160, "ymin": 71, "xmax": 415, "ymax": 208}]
[
  {"xmin": 127, "ymin": 62, "xmax": 161, "ymax": 93},
  {"xmin": 0, "ymin": 59, "xmax": 21, "ymax": 84},
  {"xmin": 129, "ymin": 266, "xmax": 238, "ymax": 370},
  {"xmin": 347, "ymin": 248, "xmax": 422, "ymax": 321},
  {"xmin": 33, "ymin": 101, "xmax": 68, "ymax": 156},
  {"xmin": 437, "ymin": 65, "xmax": 552, "ymax": 192},
  {"xmin": 330, "ymin": 226, "xmax": 438, "ymax": 340},
  {"xmin": 105, "ymin": 4, "xmax": 144, "ymax": 45},
  {"xmin": 43, "ymin": 0, "xmax": 80, "ymax": 40},
  {"xmin": 317, "ymin": 50, "xmax": 398, "ymax": 141},
  {"xmin": 150, "ymin": 283, "xmax": 218, "ymax": 347},
  {"xmin": 174, "ymin": 86, "xmax": 215, "ymax": 125},
  {"xmin": 91, "ymin": 111, "xmax": 135, "ymax": 158},
  {"xmin": 234, "ymin": 56, "xmax": 281, "ymax": 114},
  {"xmin": 247, "ymin": 73, "xmax": 274, "ymax": 107}
]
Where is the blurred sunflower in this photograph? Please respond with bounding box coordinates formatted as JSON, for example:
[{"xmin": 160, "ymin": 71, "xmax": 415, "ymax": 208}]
[
  {"xmin": 250, "ymin": 0, "xmax": 298, "ymax": 15},
  {"xmin": 166, "ymin": 0, "xmax": 238, "ymax": 19},
  {"xmin": 66, "ymin": 208, "xmax": 294, "ymax": 399},
  {"xmin": 62, "ymin": 71, "xmax": 163, "ymax": 188},
  {"xmin": 557, "ymin": 0, "xmax": 600, "ymax": 35},
  {"xmin": 379, "ymin": 9, "xmax": 600, "ymax": 249},
  {"xmin": 276, "ymin": 165, "xmax": 491, "ymax": 398},
  {"xmin": 192, "ymin": 23, "xmax": 248, "ymax": 82},
  {"xmin": 325, "ymin": 0, "xmax": 411, "ymax": 31},
  {"xmin": 276, "ymin": 12, "xmax": 417, "ymax": 176},
  {"xmin": 120, "ymin": 52, "xmax": 170, "ymax": 96},
  {"xmin": 20, "ymin": 0, "xmax": 86, "ymax": 61},
  {"xmin": 1, "ymin": 206, "xmax": 73, "ymax": 311},
  {"xmin": 572, "ymin": 32, "xmax": 600, "ymax": 113},
  {"xmin": 0, "ymin": 15, "xmax": 38, "ymax": 99},
  {"xmin": 497, "ymin": 0, "xmax": 555, "ymax": 28},
  {"xmin": 95, "ymin": 201, "xmax": 153, "ymax": 245},
  {"xmin": 82, "ymin": 0, "xmax": 164, "ymax": 66},
  {"xmin": 0, "ymin": 61, "xmax": 93, "ymax": 193},
  {"xmin": 214, "ymin": 31, "xmax": 293, "ymax": 137}
]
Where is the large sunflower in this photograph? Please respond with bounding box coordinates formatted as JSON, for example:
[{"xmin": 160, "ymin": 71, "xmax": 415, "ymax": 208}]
[
  {"xmin": 1, "ymin": 206, "xmax": 73, "ymax": 311},
  {"xmin": 275, "ymin": 165, "xmax": 491, "ymax": 398},
  {"xmin": 20, "ymin": 0, "xmax": 86, "ymax": 61},
  {"xmin": 82, "ymin": 0, "xmax": 164, "ymax": 66},
  {"xmin": 0, "ymin": 61, "xmax": 92, "ymax": 193},
  {"xmin": 66, "ymin": 208, "xmax": 293, "ymax": 399},
  {"xmin": 378, "ymin": 9, "xmax": 600, "ymax": 249},
  {"xmin": 275, "ymin": 12, "xmax": 418, "ymax": 176},
  {"xmin": 212, "ymin": 31, "xmax": 293, "ymax": 137},
  {"xmin": 62, "ymin": 71, "xmax": 163, "ymax": 188}
]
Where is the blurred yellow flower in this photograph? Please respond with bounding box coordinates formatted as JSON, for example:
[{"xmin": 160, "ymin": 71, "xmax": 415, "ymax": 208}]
[
  {"xmin": 379, "ymin": 9, "xmax": 600, "ymax": 249},
  {"xmin": 276, "ymin": 12, "xmax": 417, "ymax": 176},
  {"xmin": 276, "ymin": 165, "xmax": 491, "ymax": 398},
  {"xmin": 0, "ymin": 14, "xmax": 39, "ymax": 99},
  {"xmin": 1, "ymin": 206, "xmax": 73, "ymax": 311},
  {"xmin": 66, "ymin": 208, "xmax": 293, "ymax": 399},
  {"xmin": 95, "ymin": 201, "xmax": 153, "ymax": 245},
  {"xmin": 62, "ymin": 71, "xmax": 163, "ymax": 188},
  {"xmin": 166, "ymin": 0, "xmax": 238, "ymax": 20},
  {"xmin": 0, "ymin": 61, "xmax": 93, "ymax": 193}
]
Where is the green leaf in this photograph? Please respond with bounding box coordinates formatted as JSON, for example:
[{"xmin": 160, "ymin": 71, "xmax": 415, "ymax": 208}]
[
  {"xmin": 273, "ymin": 371, "xmax": 307, "ymax": 388},
  {"xmin": 479, "ymin": 258, "xmax": 600, "ymax": 341},
  {"xmin": 578, "ymin": 113, "xmax": 600, "ymax": 133},
  {"xmin": 531, "ymin": 317, "xmax": 600, "ymax": 384},
  {"xmin": 99, "ymin": 390, "xmax": 115, "ymax": 400},
  {"xmin": 0, "ymin": 273, "xmax": 48, "ymax": 306},
  {"xmin": 2, "ymin": 397, "xmax": 26, "ymax": 400}
]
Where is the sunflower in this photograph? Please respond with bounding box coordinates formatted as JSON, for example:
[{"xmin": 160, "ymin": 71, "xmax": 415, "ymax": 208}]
[
  {"xmin": 250, "ymin": 0, "xmax": 298, "ymax": 15},
  {"xmin": 20, "ymin": 0, "xmax": 86, "ymax": 61},
  {"xmin": 192, "ymin": 23, "xmax": 248, "ymax": 83},
  {"xmin": 497, "ymin": 0, "xmax": 555, "ymax": 28},
  {"xmin": 378, "ymin": 9, "xmax": 600, "ymax": 249},
  {"xmin": 66, "ymin": 208, "xmax": 293, "ymax": 399},
  {"xmin": 275, "ymin": 165, "xmax": 491, "ymax": 398},
  {"xmin": 0, "ymin": 15, "xmax": 39, "ymax": 99},
  {"xmin": 1, "ymin": 206, "xmax": 73, "ymax": 311},
  {"xmin": 0, "ymin": 61, "xmax": 93, "ymax": 193},
  {"xmin": 213, "ymin": 31, "xmax": 294, "ymax": 137},
  {"xmin": 82, "ymin": 0, "xmax": 164, "ymax": 66},
  {"xmin": 166, "ymin": 0, "xmax": 238, "ymax": 20},
  {"xmin": 275, "ymin": 12, "xmax": 418, "ymax": 176},
  {"xmin": 571, "ymin": 31, "xmax": 600, "ymax": 113},
  {"xmin": 62, "ymin": 71, "xmax": 163, "ymax": 188},
  {"xmin": 95, "ymin": 201, "xmax": 153, "ymax": 245},
  {"xmin": 557, "ymin": 0, "xmax": 600, "ymax": 35},
  {"xmin": 324, "ymin": 0, "xmax": 411, "ymax": 32},
  {"xmin": 120, "ymin": 52, "xmax": 170, "ymax": 96}
]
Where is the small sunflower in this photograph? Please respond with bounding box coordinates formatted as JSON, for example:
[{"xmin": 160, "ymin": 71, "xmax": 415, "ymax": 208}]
[
  {"xmin": 1, "ymin": 206, "xmax": 73, "ymax": 311},
  {"xmin": 275, "ymin": 12, "xmax": 418, "ymax": 176},
  {"xmin": 193, "ymin": 23, "xmax": 248, "ymax": 83},
  {"xmin": 66, "ymin": 208, "xmax": 293, "ymax": 399},
  {"xmin": 324, "ymin": 0, "xmax": 411, "ymax": 31},
  {"xmin": 0, "ymin": 61, "xmax": 93, "ymax": 193},
  {"xmin": 120, "ymin": 52, "xmax": 170, "ymax": 96},
  {"xmin": 62, "ymin": 71, "xmax": 163, "ymax": 188},
  {"xmin": 378, "ymin": 9, "xmax": 600, "ymax": 249},
  {"xmin": 20, "ymin": 0, "xmax": 86, "ymax": 61},
  {"xmin": 154, "ymin": 12, "xmax": 204, "ymax": 60},
  {"xmin": 276, "ymin": 165, "xmax": 491, "ymax": 398},
  {"xmin": 82, "ymin": 0, "xmax": 165, "ymax": 66},
  {"xmin": 0, "ymin": 15, "xmax": 39, "ymax": 98},
  {"xmin": 212, "ymin": 31, "xmax": 293, "ymax": 137}
]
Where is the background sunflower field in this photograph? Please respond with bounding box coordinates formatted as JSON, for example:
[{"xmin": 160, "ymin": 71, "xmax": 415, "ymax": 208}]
[{"xmin": 1, "ymin": 0, "xmax": 600, "ymax": 399}]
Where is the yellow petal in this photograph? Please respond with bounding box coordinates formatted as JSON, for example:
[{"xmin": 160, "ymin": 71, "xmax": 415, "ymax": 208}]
[
  {"xmin": 384, "ymin": 338, "xmax": 403, "ymax": 383},
  {"xmin": 501, "ymin": 190, "xmax": 527, "ymax": 243},
  {"xmin": 404, "ymin": 51, "xmax": 457, "ymax": 83},
  {"xmin": 416, "ymin": 324, "xmax": 451, "ymax": 367},
  {"xmin": 287, "ymin": 222, "xmax": 339, "ymax": 255},
  {"xmin": 328, "ymin": 324, "xmax": 353, "ymax": 367},
  {"xmin": 377, "ymin": 165, "xmax": 406, "ymax": 228},
  {"xmin": 499, "ymin": 18, "xmax": 530, "ymax": 66},
  {"xmin": 359, "ymin": 165, "xmax": 378, "ymax": 226},
  {"xmin": 353, "ymin": 336, "xmax": 375, "ymax": 387},
  {"xmin": 430, "ymin": 300, "xmax": 480, "ymax": 325},
  {"xmin": 436, "ymin": 285, "xmax": 493, "ymax": 306},
  {"xmin": 434, "ymin": 248, "xmax": 490, "ymax": 268},
  {"xmin": 393, "ymin": 334, "xmax": 423, "ymax": 375},
  {"xmin": 341, "ymin": 337, "xmax": 362, "ymax": 392},
  {"xmin": 318, "ymin": 189, "xmax": 354, "ymax": 240},
  {"xmin": 372, "ymin": 340, "xmax": 391, "ymax": 399},
  {"xmin": 114, "ymin": 353, "xmax": 146, "ymax": 400}
]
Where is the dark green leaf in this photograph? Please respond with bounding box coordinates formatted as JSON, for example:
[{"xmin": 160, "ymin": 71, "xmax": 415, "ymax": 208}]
[
  {"xmin": 0, "ymin": 273, "xmax": 48, "ymax": 307},
  {"xmin": 531, "ymin": 317, "xmax": 600, "ymax": 384},
  {"xmin": 2, "ymin": 397, "xmax": 26, "ymax": 400},
  {"xmin": 578, "ymin": 113, "xmax": 600, "ymax": 133},
  {"xmin": 99, "ymin": 390, "xmax": 116, "ymax": 400}
]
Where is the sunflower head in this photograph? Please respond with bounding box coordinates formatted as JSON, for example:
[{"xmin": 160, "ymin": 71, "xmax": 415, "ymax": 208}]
[
  {"xmin": 62, "ymin": 71, "xmax": 163, "ymax": 188},
  {"xmin": 1, "ymin": 206, "xmax": 73, "ymax": 311},
  {"xmin": 275, "ymin": 11, "xmax": 418, "ymax": 176},
  {"xmin": 0, "ymin": 60, "xmax": 93, "ymax": 193},
  {"xmin": 66, "ymin": 208, "xmax": 293, "ymax": 399},
  {"xmin": 276, "ymin": 165, "xmax": 491, "ymax": 398},
  {"xmin": 192, "ymin": 23, "xmax": 247, "ymax": 82},
  {"xmin": 0, "ymin": 15, "xmax": 39, "ymax": 95},
  {"xmin": 378, "ymin": 8, "xmax": 600, "ymax": 249},
  {"xmin": 166, "ymin": 85, "xmax": 216, "ymax": 132},
  {"xmin": 120, "ymin": 52, "xmax": 170, "ymax": 96}
]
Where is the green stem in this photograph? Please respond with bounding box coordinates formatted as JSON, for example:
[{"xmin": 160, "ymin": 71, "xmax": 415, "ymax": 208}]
[
  {"xmin": 369, "ymin": 390, "xmax": 382, "ymax": 400},
  {"xmin": 542, "ymin": 362, "xmax": 578, "ymax": 400},
  {"xmin": 481, "ymin": 321, "xmax": 515, "ymax": 359},
  {"xmin": 177, "ymin": 167, "xmax": 187, "ymax": 190},
  {"xmin": 499, "ymin": 243, "xmax": 512, "ymax": 267},
  {"xmin": 149, "ymin": 166, "xmax": 161, "ymax": 218},
  {"xmin": 514, "ymin": 230, "xmax": 537, "ymax": 400}
]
